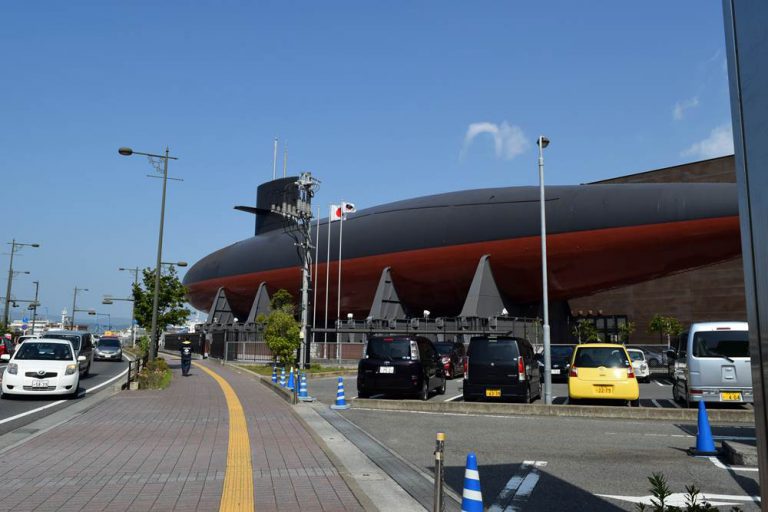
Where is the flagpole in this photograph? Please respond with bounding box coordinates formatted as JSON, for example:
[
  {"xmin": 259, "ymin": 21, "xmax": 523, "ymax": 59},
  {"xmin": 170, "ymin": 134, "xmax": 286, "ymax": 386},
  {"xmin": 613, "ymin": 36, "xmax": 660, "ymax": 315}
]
[
  {"xmin": 324, "ymin": 205, "xmax": 332, "ymax": 360},
  {"xmin": 312, "ymin": 207, "xmax": 320, "ymax": 358},
  {"xmin": 337, "ymin": 204, "xmax": 344, "ymax": 364}
]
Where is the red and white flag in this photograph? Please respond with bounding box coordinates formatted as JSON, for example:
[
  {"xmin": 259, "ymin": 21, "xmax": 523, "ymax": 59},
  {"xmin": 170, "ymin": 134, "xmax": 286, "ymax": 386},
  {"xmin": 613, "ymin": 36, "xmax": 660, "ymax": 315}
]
[
  {"xmin": 342, "ymin": 202, "xmax": 356, "ymax": 214},
  {"xmin": 330, "ymin": 204, "xmax": 343, "ymax": 221}
]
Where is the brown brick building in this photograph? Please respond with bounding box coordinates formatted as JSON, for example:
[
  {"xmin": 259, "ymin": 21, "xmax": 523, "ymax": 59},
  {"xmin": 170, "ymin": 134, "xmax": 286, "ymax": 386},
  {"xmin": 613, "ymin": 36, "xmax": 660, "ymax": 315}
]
[{"xmin": 569, "ymin": 155, "xmax": 746, "ymax": 345}]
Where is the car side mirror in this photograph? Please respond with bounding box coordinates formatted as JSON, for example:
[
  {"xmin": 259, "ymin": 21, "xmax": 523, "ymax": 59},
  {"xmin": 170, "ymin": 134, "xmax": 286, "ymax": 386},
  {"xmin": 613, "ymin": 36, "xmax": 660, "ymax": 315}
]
[
  {"xmin": 665, "ymin": 350, "xmax": 676, "ymax": 360},
  {"xmin": 0, "ymin": 354, "xmax": 9, "ymax": 362},
  {"xmin": 77, "ymin": 355, "xmax": 86, "ymax": 362}
]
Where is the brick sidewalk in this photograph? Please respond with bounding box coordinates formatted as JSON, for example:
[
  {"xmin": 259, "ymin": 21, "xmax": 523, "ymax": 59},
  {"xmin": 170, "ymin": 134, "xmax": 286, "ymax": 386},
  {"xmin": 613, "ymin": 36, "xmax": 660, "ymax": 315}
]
[{"xmin": 0, "ymin": 360, "xmax": 363, "ymax": 512}]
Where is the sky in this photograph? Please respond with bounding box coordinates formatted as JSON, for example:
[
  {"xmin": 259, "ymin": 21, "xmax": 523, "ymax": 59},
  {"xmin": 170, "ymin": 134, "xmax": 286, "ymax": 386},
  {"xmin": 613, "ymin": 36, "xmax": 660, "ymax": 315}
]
[{"xmin": 0, "ymin": 1, "xmax": 734, "ymax": 326}]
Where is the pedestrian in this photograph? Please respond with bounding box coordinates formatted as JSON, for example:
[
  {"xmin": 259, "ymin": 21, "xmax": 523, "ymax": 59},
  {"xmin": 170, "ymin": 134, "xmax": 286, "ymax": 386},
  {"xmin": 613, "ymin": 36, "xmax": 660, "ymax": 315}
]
[{"xmin": 180, "ymin": 339, "xmax": 193, "ymax": 376}]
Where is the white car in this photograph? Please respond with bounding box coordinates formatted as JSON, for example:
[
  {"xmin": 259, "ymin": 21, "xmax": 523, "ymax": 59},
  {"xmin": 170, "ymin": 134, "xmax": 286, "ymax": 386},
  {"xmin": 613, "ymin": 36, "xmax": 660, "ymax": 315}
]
[
  {"xmin": 1, "ymin": 338, "xmax": 85, "ymax": 398},
  {"xmin": 627, "ymin": 348, "xmax": 651, "ymax": 383}
]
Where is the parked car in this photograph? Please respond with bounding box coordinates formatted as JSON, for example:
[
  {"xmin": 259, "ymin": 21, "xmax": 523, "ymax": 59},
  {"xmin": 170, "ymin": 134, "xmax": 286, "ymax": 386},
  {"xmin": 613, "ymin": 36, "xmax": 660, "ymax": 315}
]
[
  {"xmin": 462, "ymin": 335, "xmax": 541, "ymax": 403},
  {"xmin": 42, "ymin": 330, "xmax": 93, "ymax": 377},
  {"xmin": 434, "ymin": 341, "xmax": 466, "ymax": 379},
  {"xmin": 357, "ymin": 336, "xmax": 446, "ymax": 400},
  {"xmin": 0, "ymin": 337, "xmax": 14, "ymax": 357},
  {"xmin": 535, "ymin": 345, "xmax": 575, "ymax": 382},
  {"xmin": 627, "ymin": 348, "xmax": 651, "ymax": 383},
  {"xmin": 1, "ymin": 338, "xmax": 85, "ymax": 398},
  {"xmin": 668, "ymin": 322, "xmax": 752, "ymax": 406},
  {"xmin": 568, "ymin": 343, "xmax": 639, "ymax": 406},
  {"xmin": 643, "ymin": 349, "xmax": 665, "ymax": 368},
  {"xmin": 94, "ymin": 336, "xmax": 123, "ymax": 361}
]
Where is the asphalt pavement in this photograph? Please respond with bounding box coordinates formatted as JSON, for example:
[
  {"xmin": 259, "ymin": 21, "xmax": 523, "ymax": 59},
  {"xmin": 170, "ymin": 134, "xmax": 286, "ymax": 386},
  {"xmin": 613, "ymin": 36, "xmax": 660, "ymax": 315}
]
[{"xmin": 0, "ymin": 358, "xmax": 129, "ymax": 435}]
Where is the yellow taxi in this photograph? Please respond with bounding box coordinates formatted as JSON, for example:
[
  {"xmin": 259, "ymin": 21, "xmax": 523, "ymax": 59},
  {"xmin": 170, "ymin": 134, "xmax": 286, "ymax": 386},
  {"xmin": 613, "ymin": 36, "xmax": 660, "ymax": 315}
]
[{"xmin": 567, "ymin": 343, "xmax": 640, "ymax": 405}]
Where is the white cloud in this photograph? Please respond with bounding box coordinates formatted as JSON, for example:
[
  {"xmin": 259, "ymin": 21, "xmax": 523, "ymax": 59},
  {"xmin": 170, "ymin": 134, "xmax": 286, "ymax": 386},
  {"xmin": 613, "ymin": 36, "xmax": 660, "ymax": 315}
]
[
  {"xmin": 460, "ymin": 121, "xmax": 530, "ymax": 160},
  {"xmin": 682, "ymin": 123, "xmax": 734, "ymax": 160},
  {"xmin": 673, "ymin": 96, "xmax": 700, "ymax": 121}
]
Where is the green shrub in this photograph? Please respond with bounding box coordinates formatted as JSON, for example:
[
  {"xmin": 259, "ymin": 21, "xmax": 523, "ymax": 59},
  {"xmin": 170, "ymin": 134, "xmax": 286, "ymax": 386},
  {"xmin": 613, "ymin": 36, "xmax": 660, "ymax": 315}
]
[
  {"xmin": 635, "ymin": 473, "xmax": 742, "ymax": 512},
  {"xmin": 138, "ymin": 358, "xmax": 172, "ymax": 390}
]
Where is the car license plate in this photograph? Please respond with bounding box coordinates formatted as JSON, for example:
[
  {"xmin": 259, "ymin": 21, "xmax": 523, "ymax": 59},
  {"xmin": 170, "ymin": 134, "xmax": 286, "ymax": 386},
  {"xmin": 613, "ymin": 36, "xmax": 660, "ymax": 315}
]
[
  {"xmin": 721, "ymin": 392, "xmax": 742, "ymax": 401},
  {"xmin": 379, "ymin": 366, "xmax": 394, "ymax": 374},
  {"xmin": 32, "ymin": 380, "xmax": 48, "ymax": 388},
  {"xmin": 485, "ymin": 389, "xmax": 501, "ymax": 397},
  {"xmin": 551, "ymin": 369, "xmax": 560, "ymax": 375},
  {"xmin": 594, "ymin": 385, "xmax": 613, "ymax": 394}
]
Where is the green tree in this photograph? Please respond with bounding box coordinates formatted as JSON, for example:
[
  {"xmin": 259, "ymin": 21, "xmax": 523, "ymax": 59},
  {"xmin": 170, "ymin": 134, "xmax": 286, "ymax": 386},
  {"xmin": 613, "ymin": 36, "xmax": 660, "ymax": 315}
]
[
  {"xmin": 648, "ymin": 314, "xmax": 683, "ymax": 348},
  {"xmin": 264, "ymin": 289, "xmax": 300, "ymax": 364},
  {"xmin": 618, "ymin": 321, "xmax": 636, "ymax": 344},
  {"xmin": 132, "ymin": 266, "xmax": 190, "ymax": 342},
  {"xmin": 572, "ymin": 319, "xmax": 601, "ymax": 343}
]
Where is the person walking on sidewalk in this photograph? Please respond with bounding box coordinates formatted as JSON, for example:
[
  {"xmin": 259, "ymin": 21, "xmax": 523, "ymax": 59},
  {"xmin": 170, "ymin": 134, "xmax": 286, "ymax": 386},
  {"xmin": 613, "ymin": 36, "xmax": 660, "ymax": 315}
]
[{"xmin": 180, "ymin": 339, "xmax": 193, "ymax": 376}]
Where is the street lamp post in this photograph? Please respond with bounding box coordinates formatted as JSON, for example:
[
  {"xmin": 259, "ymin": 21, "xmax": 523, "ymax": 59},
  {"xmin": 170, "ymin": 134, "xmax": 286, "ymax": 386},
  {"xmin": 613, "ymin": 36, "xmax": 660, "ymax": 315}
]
[
  {"xmin": 119, "ymin": 146, "xmax": 180, "ymax": 361},
  {"xmin": 31, "ymin": 280, "xmax": 39, "ymax": 334},
  {"xmin": 537, "ymin": 135, "xmax": 553, "ymax": 405},
  {"xmin": 70, "ymin": 287, "xmax": 88, "ymax": 329},
  {"xmin": 119, "ymin": 267, "xmax": 140, "ymax": 347},
  {"xmin": 3, "ymin": 240, "xmax": 39, "ymax": 327}
]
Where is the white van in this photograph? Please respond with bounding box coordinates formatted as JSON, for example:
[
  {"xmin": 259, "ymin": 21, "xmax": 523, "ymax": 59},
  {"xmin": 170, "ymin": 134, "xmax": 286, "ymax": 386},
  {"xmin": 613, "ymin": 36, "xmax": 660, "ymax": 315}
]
[{"xmin": 667, "ymin": 322, "xmax": 752, "ymax": 406}]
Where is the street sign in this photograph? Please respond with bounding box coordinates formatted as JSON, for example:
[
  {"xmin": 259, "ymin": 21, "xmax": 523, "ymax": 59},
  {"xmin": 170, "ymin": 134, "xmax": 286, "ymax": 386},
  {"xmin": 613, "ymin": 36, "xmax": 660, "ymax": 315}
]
[
  {"xmin": 21, "ymin": 324, "xmax": 28, "ymax": 330},
  {"xmin": 22, "ymin": 316, "xmax": 28, "ymax": 323}
]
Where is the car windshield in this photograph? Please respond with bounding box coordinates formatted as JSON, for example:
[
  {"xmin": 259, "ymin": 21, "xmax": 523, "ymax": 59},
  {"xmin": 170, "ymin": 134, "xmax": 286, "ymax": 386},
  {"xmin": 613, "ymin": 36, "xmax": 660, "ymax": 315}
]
[
  {"xmin": 15, "ymin": 342, "xmax": 73, "ymax": 361},
  {"xmin": 469, "ymin": 338, "xmax": 519, "ymax": 362},
  {"xmin": 434, "ymin": 343, "xmax": 453, "ymax": 355},
  {"xmin": 692, "ymin": 331, "xmax": 750, "ymax": 358},
  {"xmin": 44, "ymin": 334, "xmax": 81, "ymax": 350},
  {"xmin": 574, "ymin": 347, "xmax": 631, "ymax": 368},
  {"xmin": 99, "ymin": 338, "xmax": 121, "ymax": 348},
  {"xmin": 628, "ymin": 350, "xmax": 645, "ymax": 361},
  {"xmin": 366, "ymin": 338, "xmax": 412, "ymax": 360}
]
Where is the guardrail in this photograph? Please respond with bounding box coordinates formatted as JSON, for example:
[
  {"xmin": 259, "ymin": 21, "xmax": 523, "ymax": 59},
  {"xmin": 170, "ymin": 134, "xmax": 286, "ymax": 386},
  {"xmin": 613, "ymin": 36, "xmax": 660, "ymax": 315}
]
[{"xmin": 126, "ymin": 359, "xmax": 142, "ymax": 388}]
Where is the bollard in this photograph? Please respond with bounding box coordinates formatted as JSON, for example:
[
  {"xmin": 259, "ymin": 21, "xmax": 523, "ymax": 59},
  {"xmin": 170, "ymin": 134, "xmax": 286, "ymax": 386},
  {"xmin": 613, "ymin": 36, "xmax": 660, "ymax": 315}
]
[{"xmin": 433, "ymin": 432, "xmax": 445, "ymax": 512}]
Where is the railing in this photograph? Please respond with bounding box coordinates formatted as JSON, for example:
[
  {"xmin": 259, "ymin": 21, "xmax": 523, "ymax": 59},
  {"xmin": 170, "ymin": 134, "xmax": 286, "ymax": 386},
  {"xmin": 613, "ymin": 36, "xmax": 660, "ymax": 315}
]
[
  {"xmin": 126, "ymin": 359, "xmax": 142, "ymax": 388},
  {"xmin": 223, "ymin": 341, "xmax": 274, "ymax": 363}
]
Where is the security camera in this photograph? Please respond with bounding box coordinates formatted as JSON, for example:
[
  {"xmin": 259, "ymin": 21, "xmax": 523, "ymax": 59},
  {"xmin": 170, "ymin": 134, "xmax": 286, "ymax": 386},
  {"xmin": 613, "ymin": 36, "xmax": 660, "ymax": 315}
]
[{"xmin": 423, "ymin": 310, "xmax": 430, "ymax": 318}]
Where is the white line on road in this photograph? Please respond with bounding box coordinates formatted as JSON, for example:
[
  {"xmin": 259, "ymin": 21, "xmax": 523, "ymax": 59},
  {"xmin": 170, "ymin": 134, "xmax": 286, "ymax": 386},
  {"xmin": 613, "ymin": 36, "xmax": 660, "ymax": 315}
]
[
  {"xmin": 0, "ymin": 366, "xmax": 128, "ymax": 426},
  {"xmin": 655, "ymin": 380, "xmax": 670, "ymax": 387},
  {"xmin": 444, "ymin": 394, "xmax": 463, "ymax": 402},
  {"xmin": 709, "ymin": 456, "xmax": 760, "ymax": 472},
  {"xmin": 605, "ymin": 432, "xmax": 756, "ymax": 441},
  {"xmin": 651, "ymin": 399, "xmax": 662, "ymax": 408},
  {"xmin": 489, "ymin": 461, "xmax": 547, "ymax": 512}
]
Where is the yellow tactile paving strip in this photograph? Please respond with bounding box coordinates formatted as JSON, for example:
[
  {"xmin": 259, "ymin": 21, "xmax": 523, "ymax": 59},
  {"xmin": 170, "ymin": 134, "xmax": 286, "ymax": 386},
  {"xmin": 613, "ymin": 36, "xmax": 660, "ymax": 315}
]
[{"xmin": 194, "ymin": 362, "xmax": 255, "ymax": 512}]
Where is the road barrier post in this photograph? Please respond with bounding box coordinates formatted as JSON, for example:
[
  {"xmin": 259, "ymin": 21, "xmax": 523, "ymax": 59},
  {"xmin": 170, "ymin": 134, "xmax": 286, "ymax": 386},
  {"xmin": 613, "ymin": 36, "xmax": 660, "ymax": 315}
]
[{"xmin": 433, "ymin": 432, "xmax": 445, "ymax": 512}]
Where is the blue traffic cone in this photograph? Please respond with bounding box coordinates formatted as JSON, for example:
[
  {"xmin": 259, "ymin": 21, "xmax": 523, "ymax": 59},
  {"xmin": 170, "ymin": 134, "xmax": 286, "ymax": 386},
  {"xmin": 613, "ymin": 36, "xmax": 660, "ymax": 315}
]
[
  {"xmin": 271, "ymin": 366, "xmax": 277, "ymax": 383},
  {"xmin": 331, "ymin": 376, "xmax": 350, "ymax": 410},
  {"xmin": 461, "ymin": 452, "xmax": 483, "ymax": 512},
  {"xmin": 287, "ymin": 367, "xmax": 295, "ymax": 390},
  {"xmin": 280, "ymin": 367, "xmax": 286, "ymax": 387},
  {"xmin": 688, "ymin": 400, "xmax": 718, "ymax": 456},
  {"xmin": 298, "ymin": 373, "xmax": 315, "ymax": 402}
]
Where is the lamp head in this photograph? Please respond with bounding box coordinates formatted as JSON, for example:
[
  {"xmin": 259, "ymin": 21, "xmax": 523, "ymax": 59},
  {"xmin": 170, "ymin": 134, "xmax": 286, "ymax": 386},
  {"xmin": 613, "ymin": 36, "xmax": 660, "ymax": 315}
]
[
  {"xmin": 31, "ymin": 244, "xmax": 40, "ymax": 248},
  {"xmin": 423, "ymin": 310, "xmax": 431, "ymax": 318},
  {"xmin": 176, "ymin": 261, "xmax": 188, "ymax": 267},
  {"xmin": 537, "ymin": 136, "xmax": 550, "ymax": 149},
  {"xmin": 88, "ymin": 310, "xmax": 96, "ymax": 315},
  {"xmin": 102, "ymin": 299, "xmax": 113, "ymax": 305},
  {"xmin": 118, "ymin": 147, "xmax": 133, "ymax": 156},
  {"xmin": 347, "ymin": 313, "xmax": 354, "ymax": 320}
]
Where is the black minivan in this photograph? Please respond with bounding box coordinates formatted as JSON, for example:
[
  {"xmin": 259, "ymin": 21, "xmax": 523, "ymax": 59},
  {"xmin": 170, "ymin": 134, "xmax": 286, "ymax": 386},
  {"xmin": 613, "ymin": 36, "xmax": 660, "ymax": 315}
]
[
  {"xmin": 462, "ymin": 335, "xmax": 541, "ymax": 403},
  {"xmin": 357, "ymin": 336, "xmax": 447, "ymax": 400}
]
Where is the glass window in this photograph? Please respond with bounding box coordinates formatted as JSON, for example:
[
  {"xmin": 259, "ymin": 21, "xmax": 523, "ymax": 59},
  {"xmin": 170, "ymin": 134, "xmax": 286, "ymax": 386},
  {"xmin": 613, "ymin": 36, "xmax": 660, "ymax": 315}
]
[
  {"xmin": 468, "ymin": 338, "xmax": 519, "ymax": 362},
  {"xmin": 434, "ymin": 343, "xmax": 453, "ymax": 355},
  {"xmin": 627, "ymin": 350, "xmax": 645, "ymax": 362},
  {"xmin": 15, "ymin": 342, "xmax": 73, "ymax": 361},
  {"xmin": 366, "ymin": 338, "xmax": 412, "ymax": 360},
  {"xmin": 98, "ymin": 338, "xmax": 121, "ymax": 348},
  {"xmin": 692, "ymin": 331, "xmax": 750, "ymax": 358},
  {"xmin": 573, "ymin": 347, "xmax": 630, "ymax": 368},
  {"xmin": 44, "ymin": 334, "xmax": 81, "ymax": 350}
]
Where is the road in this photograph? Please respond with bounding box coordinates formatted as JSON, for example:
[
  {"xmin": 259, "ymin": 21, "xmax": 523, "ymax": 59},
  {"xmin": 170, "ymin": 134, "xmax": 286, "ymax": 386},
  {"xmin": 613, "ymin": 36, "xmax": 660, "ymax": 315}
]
[
  {"xmin": 0, "ymin": 359, "xmax": 129, "ymax": 436},
  {"xmin": 306, "ymin": 373, "xmax": 753, "ymax": 410}
]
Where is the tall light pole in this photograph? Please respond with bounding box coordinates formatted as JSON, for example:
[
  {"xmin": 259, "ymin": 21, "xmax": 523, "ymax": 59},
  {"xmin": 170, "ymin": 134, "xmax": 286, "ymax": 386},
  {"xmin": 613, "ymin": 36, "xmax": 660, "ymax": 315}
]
[
  {"xmin": 537, "ymin": 135, "xmax": 553, "ymax": 405},
  {"xmin": 70, "ymin": 287, "xmax": 88, "ymax": 329},
  {"xmin": 119, "ymin": 266, "xmax": 140, "ymax": 347},
  {"xmin": 31, "ymin": 280, "xmax": 39, "ymax": 334},
  {"xmin": 119, "ymin": 146, "xmax": 180, "ymax": 361},
  {"xmin": 3, "ymin": 240, "xmax": 39, "ymax": 327}
]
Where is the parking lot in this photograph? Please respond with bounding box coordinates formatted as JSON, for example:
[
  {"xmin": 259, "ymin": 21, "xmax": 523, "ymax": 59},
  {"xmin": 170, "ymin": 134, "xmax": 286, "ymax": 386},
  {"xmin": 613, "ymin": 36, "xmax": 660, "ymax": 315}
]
[{"xmin": 304, "ymin": 371, "xmax": 753, "ymax": 410}]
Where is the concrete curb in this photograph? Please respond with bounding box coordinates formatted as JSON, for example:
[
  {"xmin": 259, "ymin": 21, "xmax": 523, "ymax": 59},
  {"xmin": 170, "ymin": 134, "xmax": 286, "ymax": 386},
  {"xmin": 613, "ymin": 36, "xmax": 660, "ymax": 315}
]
[
  {"xmin": 226, "ymin": 363, "xmax": 297, "ymax": 404},
  {"xmin": 351, "ymin": 398, "xmax": 755, "ymax": 423},
  {"xmin": 231, "ymin": 363, "xmax": 357, "ymax": 380}
]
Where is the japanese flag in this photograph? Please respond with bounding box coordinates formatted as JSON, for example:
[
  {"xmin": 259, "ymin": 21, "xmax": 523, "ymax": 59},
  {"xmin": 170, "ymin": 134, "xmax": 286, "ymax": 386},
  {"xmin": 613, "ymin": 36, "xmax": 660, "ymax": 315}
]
[
  {"xmin": 330, "ymin": 204, "xmax": 342, "ymax": 221},
  {"xmin": 342, "ymin": 202, "xmax": 357, "ymax": 214}
]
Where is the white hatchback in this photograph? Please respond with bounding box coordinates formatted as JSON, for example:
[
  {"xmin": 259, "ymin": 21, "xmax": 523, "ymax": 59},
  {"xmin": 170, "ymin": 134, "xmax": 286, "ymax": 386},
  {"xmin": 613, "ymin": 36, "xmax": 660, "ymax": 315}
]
[
  {"xmin": 627, "ymin": 348, "xmax": 651, "ymax": 383},
  {"xmin": 1, "ymin": 339, "xmax": 85, "ymax": 398}
]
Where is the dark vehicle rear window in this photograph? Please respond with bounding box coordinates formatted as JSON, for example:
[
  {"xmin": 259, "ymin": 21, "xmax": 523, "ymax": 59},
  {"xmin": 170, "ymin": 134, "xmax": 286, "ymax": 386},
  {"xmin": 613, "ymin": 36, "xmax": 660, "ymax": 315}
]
[
  {"xmin": 468, "ymin": 338, "xmax": 519, "ymax": 361},
  {"xmin": 573, "ymin": 347, "xmax": 630, "ymax": 368},
  {"xmin": 551, "ymin": 346, "xmax": 573, "ymax": 359},
  {"xmin": 44, "ymin": 334, "xmax": 81, "ymax": 350},
  {"xmin": 692, "ymin": 331, "xmax": 750, "ymax": 358},
  {"xmin": 366, "ymin": 338, "xmax": 413, "ymax": 360},
  {"xmin": 434, "ymin": 343, "xmax": 454, "ymax": 355},
  {"xmin": 99, "ymin": 338, "xmax": 121, "ymax": 348}
]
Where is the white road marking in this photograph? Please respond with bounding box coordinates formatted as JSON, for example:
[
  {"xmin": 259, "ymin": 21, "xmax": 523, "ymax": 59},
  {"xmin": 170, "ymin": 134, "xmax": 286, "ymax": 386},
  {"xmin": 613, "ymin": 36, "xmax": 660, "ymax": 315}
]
[
  {"xmin": 370, "ymin": 393, "xmax": 384, "ymax": 399},
  {"xmin": 444, "ymin": 394, "xmax": 463, "ymax": 402},
  {"xmin": 708, "ymin": 456, "xmax": 760, "ymax": 472},
  {"xmin": 351, "ymin": 408, "xmax": 540, "ymax": 420},
  {"xmin": 599, "ymin": 492, "xmax": 759, "ymax": 507},
  {"xmin": 0, "ymin": 365, "xmax": 129, "ymax": 425},
  {"xmin": 651, "ymin": 399, "xmax": 662, "ymax": 408},
  {"xmin": 605, "ymin": 432, "xmax": 756, "ymax": 441},
  {"xmin": 489, "ymin": 461, "xmax": 547, "ymax": 512},
  {"xmin": 655, "ymin": 380, "xmax": 670, "ymax": 387}
]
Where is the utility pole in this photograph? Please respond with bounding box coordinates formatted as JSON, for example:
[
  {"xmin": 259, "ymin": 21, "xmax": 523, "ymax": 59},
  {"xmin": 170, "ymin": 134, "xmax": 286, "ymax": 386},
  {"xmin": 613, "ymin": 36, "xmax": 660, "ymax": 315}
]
[
  {"xmin": 3, "ymin": 239, "xmax": 39, "ymax": 327},
  {"xmin": 31, "ymin": 281, "xmax": 39, "ymax": 334}
]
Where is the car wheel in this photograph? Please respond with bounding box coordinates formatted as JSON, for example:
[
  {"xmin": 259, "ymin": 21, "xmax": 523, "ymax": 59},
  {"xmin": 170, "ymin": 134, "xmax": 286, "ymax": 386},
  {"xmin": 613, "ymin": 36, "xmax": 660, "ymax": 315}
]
[
  {"xmin": 437, "ymin": 378, "xmax": 446, "ymax": 395},
  {"xmin": 419, "ymin": 381, "xmax": 429, "ymax": 401},
  {"xmin": 521, "ymin": 385, "xmax": 532, "ymax": 404},
  {"xmin": 672, "ymin": 380, "xmax": 681, "ymax": 402}
]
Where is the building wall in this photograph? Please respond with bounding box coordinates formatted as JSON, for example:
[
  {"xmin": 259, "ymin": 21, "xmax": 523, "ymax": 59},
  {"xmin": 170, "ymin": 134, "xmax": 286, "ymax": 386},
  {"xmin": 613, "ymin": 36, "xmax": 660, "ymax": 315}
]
[{"xmin": 570, "ymin": 155, "xmax": 747, "ymax": 344}]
